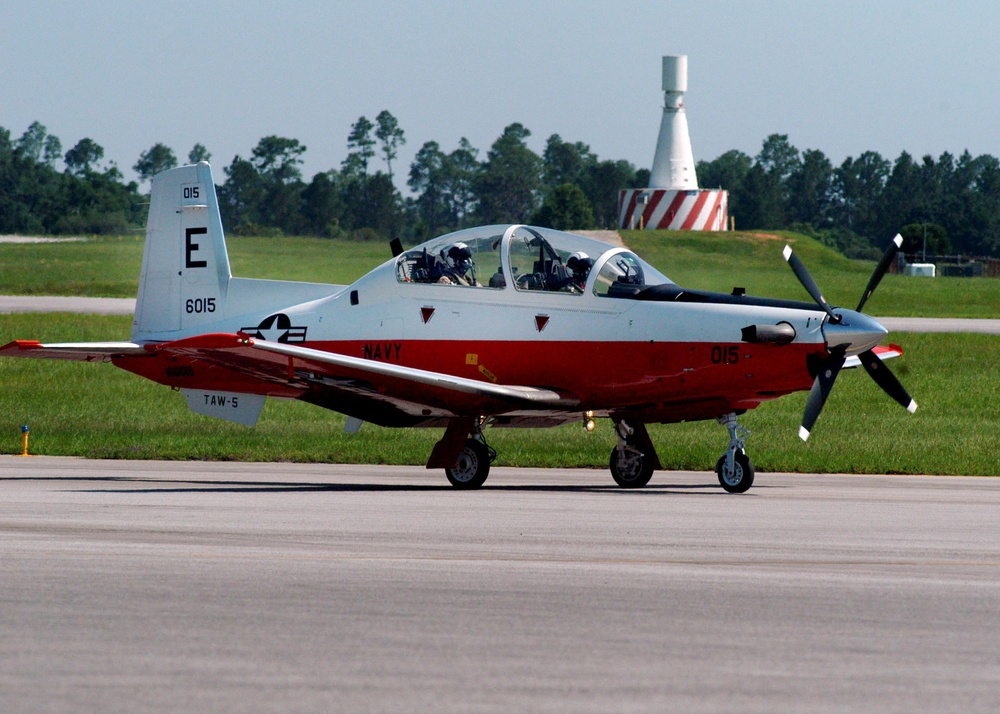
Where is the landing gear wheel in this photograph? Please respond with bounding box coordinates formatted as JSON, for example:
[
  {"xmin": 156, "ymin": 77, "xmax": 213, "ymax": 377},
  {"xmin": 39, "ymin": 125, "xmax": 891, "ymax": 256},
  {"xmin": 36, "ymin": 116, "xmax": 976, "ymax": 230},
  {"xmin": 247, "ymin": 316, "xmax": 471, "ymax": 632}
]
[
  {"xmin": 716, "ymin": 451, "xmax": 754, "ymax": 493},
  {"xmin": 446, "ymin": 438, "xmax": 491, "ymax": 489},
  {"xmin": 610, "ymin": 445, "xmax": 654, "ymax": 489}
]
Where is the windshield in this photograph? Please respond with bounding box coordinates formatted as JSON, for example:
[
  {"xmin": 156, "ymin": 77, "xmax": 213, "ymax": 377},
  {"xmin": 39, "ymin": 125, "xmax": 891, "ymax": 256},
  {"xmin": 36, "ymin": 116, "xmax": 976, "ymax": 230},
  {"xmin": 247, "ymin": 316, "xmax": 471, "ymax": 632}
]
[
  {"xmin": 394, "ymin": 225, "xmax": 671, "ymax": 296},
  {"xmin": 506, "ymin": 226, "xmax": 594, "ymax": 294},
  {"xmin": 396, "ymin": 227, "xmax": 504, "ymax": 288},
  {"xmin": 593, "ymin": 250, "xmax": 671, "ymax": 297}
]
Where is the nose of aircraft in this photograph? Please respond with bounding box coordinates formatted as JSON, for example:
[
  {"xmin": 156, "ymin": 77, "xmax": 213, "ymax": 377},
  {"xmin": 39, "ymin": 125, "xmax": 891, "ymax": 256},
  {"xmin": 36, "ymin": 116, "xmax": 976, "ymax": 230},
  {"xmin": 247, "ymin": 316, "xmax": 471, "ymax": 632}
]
[{"xmin": 822, "ymin": 310, "xmax": 888, "ymax": 355}]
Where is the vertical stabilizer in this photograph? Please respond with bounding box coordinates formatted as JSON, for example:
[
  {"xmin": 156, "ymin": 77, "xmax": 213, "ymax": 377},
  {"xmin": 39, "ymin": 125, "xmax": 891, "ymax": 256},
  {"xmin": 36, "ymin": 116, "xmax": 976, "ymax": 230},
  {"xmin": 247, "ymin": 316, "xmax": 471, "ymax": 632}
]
[{"xmin": 133, "ymin": 162, "xmax": 232, "ymax": 341}]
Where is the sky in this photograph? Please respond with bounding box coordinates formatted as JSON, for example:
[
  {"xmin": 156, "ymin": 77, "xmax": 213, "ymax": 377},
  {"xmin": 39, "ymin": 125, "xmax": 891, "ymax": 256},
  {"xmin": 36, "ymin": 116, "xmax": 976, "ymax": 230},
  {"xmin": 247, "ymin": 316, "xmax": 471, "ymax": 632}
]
[{"xmin": 3, "ymin": 1, "xmax": 998, "ymax": 190}]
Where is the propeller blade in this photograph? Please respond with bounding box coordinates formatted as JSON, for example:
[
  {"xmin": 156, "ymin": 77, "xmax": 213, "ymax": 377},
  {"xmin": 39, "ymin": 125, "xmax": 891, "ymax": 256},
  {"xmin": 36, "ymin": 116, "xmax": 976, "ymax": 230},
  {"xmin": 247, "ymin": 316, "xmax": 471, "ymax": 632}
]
[
  {"xmin": 783, "ymin": 245, "xmax": 840, "ymax": 323},
  {"xmin": 799, "ymin": 351, "xmax": 846, "ymax": 441},
  {"xmin": 857, "ymin": 234, "xmax": 903, "ymax": 312},
  {"xmin": 858, "ymin": 348, "xmax": 918, "ymax": 413}
]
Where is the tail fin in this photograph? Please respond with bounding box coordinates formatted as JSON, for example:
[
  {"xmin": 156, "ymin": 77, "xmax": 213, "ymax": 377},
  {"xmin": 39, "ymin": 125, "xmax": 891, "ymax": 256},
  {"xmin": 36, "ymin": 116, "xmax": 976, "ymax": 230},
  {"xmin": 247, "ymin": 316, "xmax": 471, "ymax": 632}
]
[{"xmin": 132, "ymin": 162, "xmax": 232, "ymax": 341}]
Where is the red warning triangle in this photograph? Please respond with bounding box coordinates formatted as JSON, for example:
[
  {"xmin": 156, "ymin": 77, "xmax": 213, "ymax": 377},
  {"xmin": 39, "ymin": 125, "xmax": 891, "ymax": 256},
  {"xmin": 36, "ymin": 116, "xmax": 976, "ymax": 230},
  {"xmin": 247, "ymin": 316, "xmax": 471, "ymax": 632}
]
[
  {"xmin": 534, "ymin": 314, "xmax": 549, "ymax": 332},
  {"xmin": 420, "ymin": 307, "xmax": 435, "ymax": 324}
]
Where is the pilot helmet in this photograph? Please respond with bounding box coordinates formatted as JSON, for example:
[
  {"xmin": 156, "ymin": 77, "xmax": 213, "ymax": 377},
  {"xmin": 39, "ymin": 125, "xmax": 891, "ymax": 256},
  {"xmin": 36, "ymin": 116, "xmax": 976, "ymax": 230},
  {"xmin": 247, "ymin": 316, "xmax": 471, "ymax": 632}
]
[
  {"xmin": 447, "ymin": 242, "xmax": 473, "ymax": 274},
  {"xmin": 566, "ymin": 251, "xmax": 593, "ymax": 277}
]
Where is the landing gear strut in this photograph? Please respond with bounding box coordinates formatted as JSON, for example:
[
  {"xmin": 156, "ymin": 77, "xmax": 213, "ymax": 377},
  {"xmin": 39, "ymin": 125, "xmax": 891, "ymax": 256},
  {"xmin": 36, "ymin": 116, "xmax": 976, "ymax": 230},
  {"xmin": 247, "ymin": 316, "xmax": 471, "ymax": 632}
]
[
  {"xmin": 609, "ymin": 420, "xmax": 657, "ymax": 488},
  {"xmin": 715, "ymin": 412, "xmax": 754, "ymax": 493}
]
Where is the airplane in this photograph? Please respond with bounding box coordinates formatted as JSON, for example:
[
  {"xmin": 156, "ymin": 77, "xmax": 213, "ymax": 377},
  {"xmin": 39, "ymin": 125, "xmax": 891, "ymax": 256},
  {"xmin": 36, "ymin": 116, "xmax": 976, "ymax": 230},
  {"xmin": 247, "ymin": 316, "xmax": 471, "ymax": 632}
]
[{"xmin": 1, "ymin": 162, "xmax": 916, "ymax": 492}]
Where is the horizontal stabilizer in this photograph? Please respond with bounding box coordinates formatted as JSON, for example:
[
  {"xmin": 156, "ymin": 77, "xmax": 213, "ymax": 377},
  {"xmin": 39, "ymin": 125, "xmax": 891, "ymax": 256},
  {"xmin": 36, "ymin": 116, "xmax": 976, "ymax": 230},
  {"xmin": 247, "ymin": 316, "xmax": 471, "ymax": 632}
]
[{"xmin": 0, "ymin": 340, "xmax": 147, "ymax": 362}]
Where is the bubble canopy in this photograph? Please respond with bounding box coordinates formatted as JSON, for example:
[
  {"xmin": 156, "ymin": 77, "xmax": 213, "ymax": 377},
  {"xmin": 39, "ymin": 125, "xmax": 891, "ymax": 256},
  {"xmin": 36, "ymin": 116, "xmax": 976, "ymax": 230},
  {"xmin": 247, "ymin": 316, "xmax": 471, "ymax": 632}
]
[{"xmin": 395, "ymin": 225, "xmax": 672, "ymax": 297}]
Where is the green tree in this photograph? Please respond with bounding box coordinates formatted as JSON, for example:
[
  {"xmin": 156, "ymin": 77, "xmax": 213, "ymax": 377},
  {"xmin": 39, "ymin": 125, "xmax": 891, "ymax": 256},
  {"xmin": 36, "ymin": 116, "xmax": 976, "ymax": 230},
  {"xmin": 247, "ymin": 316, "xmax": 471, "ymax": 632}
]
[
  {"xmin": 832, "ymin": 151, "xmax": 890, "ymax": 241},
  {"xmin": 375, "ymin": 110, "xmax": 406, "ymax": 182},
  {"xmin": 16, "ymin": 121, "xmax": 48, "ymax": 161},
  {"xmin": 447, "ymin": 138, "xmax": 480, "ymax": 227},
  {"xmin": 241, "ymin": 136, "xmax": 308, "ymax": 232},
  {"xmin": 64, "ymin": 138, "xmax": 104, "ymax": 175},
  {"xmin": 879, "ymin": 151, "xmax": 925, "ymax": 238},
  {"xmin": 43, "ymin": 135, "xmax": 62, "ymax": 168},
  {"xmin": 740, "ymin": 163, "xmax": 784, "ymax": 229},
  {"xmin": 532, "ymin": 183, "xmax": 596, "ymax": 230},
  {"xmin": 968, "ymin": 154, "xmax": 1000, "ymax": 255},
  {"xmin": 343, "ymin": 116, "xmax": 375, "ymax": 178},
  {"xmin": 475, "ymin": 123, "xmax": 542, "ymax": 224},
  {"xmin": 582, "ymin": 159, "xmax": 638, "ymax": 228},
  {"xmin": 251, "ymin": 135, "xmax": 306, "ymax": 184},
  {"xmin": 218, "ymin": 155, "xmax": 265, "ymax": 231},
  {"xmin": 188, "ymin": 143, "xmax": 211, "ymax": 164},
  {"xmin": 756, "ymin": 133, "xmax": 801, "ymax": 183},
  {"xmin": 340, "ymin": 172, "xmax": 403, "ymax": 239},
  {"xmin": 542, "ymin": 134, "xmax": 596, "ymax": 189},
  {"xmin": 786, "ymin": 148, "xmax": 834, "ymax": 226},
  {"xmin": 752, "ymin": 134, "xmax": 802, "ymax": 227},
  {"xmin": 300, "ymin": 171, "xmax": 345, "ymax": 237},
  {"xmin": 409, "ymin": 140, "xmax": 451, "ymax": 234},
  {"xmin": 134, "ymin": 142, "xmax": 178, "ymax": 182},
  {"xmin": 696, "ymin": 150, "xmax": 751, "ymax": 227},
  {"xmin": 899, "ymin": 223, "xmax": 951, "ymax": 257}
]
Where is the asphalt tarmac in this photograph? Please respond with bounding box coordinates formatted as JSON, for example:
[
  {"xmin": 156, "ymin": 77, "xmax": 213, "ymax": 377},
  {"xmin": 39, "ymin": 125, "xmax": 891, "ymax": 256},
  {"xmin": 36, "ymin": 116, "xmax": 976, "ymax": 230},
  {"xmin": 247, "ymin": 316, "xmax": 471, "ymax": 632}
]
[{"xmin": 2, "ymin": 457, "xmax": 998, "ymax": 713}]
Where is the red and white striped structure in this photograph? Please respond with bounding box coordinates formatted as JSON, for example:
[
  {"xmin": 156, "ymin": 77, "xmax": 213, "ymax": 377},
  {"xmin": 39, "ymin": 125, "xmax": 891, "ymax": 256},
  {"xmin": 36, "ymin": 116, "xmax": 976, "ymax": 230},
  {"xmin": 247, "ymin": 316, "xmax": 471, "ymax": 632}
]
[
  {"xmin": 619, "ymin": 56, "xmax": 728, "ymax": 232},
  {"xmin": 618, "ymin": 188, "xmax": 727, "ymax": 231}
]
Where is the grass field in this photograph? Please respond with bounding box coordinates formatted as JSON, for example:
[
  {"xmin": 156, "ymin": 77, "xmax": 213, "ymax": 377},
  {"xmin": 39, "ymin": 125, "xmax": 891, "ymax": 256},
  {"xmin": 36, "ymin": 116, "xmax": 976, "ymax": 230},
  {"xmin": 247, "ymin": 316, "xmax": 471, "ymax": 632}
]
[
  {"xmin": 2, "ymin": 230, "xmax": 999, "ymax": 318},
  {"xmin": 1, "ymin": 313, "xmax": 996, "ymax": 476}
]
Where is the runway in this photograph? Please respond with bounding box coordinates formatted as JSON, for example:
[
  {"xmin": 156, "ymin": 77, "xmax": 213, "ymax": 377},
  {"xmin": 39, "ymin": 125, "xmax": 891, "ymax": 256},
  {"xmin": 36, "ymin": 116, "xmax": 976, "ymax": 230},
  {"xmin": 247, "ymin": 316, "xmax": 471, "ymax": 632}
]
[{"xmin": 2, "ymin": 457, "xmax": 998, "ymax": 712}]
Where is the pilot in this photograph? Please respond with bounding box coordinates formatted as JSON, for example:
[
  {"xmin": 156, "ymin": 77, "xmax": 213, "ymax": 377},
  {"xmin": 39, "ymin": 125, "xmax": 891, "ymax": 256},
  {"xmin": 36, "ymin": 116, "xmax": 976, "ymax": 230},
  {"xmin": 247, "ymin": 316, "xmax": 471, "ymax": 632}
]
[
  {"xmin": 489, "ymin": 266, "xmax": 506, "ymax": 288},
  {"xmin": 438, "ymin": 242, "xmax": 478, "ymax": 286},
  {"xmin": 566, "ymin": 251, "xmax": 593, "ymax": 290}
]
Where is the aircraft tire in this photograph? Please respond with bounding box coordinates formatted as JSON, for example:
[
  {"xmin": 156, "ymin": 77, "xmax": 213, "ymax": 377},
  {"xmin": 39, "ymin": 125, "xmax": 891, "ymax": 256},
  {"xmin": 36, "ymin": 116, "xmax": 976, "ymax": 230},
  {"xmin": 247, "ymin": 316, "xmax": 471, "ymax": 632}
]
[
  {"xmin": 609, "ymin": 446, "xmax": 654, "ymax": 488},
  {"xmin": 716, "ymin": 451, "xmax": 754, "ymax": 493},
  {"xmin": 446, "ymin": 438, "xmax": 490, "ymax": 488}
]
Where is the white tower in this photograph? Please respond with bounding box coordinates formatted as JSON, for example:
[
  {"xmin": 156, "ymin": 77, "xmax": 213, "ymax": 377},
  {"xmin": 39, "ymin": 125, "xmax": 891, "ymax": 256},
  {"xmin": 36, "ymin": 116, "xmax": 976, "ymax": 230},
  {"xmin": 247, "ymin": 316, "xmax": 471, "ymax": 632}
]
[
  {"xmin": 649, "ymin": 55, "xmax": 697, "ymax": 190},
  {"xmin": 618, "ymin": 55, "xmax": 728, "ymax": 232}
]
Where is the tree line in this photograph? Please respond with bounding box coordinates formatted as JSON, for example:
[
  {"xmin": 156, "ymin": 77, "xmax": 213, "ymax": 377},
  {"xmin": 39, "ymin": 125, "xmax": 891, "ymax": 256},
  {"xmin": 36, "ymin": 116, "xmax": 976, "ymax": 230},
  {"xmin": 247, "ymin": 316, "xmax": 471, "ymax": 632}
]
[
  {"xmin": 698, "ymin": 134, "xmax": 1000, "ymax": 258},
  {"xmin": 2, "ymin": 117, "xmax": 998, "ymax": 258}
]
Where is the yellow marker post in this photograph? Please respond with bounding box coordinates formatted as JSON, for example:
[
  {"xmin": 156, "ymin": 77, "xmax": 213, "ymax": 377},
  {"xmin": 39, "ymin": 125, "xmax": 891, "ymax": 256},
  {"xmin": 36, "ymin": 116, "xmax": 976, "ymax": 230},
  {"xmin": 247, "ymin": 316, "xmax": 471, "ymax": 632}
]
[{"xmin": 21, "ymin": 424, "xmax": 29, "ymax": 457}]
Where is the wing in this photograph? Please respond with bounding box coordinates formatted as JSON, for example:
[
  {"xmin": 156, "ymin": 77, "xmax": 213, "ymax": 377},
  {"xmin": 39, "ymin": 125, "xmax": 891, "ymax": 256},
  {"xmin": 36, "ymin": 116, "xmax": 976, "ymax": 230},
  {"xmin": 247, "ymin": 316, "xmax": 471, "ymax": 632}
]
[{"xmin": 121, "ymin": 334, "xmax": 578, "ymax": 426}]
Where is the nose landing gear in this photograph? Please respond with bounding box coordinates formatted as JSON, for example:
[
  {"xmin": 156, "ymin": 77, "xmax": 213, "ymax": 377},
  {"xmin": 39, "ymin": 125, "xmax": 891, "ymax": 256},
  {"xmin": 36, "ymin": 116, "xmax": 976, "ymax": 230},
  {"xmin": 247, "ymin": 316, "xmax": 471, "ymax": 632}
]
[{"xmin": 715, "ymin": 412, "xmax": 754, "ymax": 493}]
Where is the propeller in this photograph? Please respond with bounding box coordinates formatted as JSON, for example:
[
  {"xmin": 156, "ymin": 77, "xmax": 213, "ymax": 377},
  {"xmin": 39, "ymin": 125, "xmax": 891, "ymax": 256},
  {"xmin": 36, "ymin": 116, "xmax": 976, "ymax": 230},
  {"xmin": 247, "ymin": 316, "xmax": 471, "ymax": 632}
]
[
  {"xmin": 784, "ymin": 236, "xmax": 917, "ymax": 440},
  {"xmin": 782, "ymin": 245, "xmax": 840, "ymax": 323},
  {"xmin": 799, "ymin": 348, "xmax": 846, "ymax": 441},
  {"xmin": 857, "ymin": 234, "xmax": 903, "ymax": 312}
]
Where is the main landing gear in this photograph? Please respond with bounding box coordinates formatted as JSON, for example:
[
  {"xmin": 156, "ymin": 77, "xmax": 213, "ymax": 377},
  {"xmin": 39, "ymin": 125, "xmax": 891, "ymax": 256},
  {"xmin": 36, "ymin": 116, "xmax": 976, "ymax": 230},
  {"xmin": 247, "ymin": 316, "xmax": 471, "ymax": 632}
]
[
  {"xmin": 430, "ymin": 419, "xmax": 497, "ymax": 489},
  {"xmin": 445, "ymin": 434, "xmax": 496, "ymax": 488},
  {"xmin": 609, "ymin": 420, "xmax": 660, "ymax": 488},
  {"xmin": 715, "ymin": 412, "xmax": 754, "ymax": 493}
]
